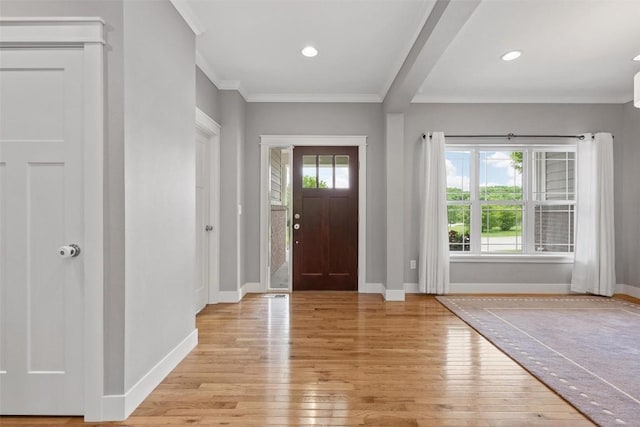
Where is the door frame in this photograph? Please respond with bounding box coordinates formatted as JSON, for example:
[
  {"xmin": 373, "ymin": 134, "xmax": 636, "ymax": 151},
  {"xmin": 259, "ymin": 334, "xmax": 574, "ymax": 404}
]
[
  {"xmin": 260, "ymin": 135, "xmax": 367, "ymax": 293},
  {"xmin": 195, "ymin": 108, "xmax": 221, "ymax": 304},
  {"xmin": 1, "ymin": 18, "xmax": 106, "ymax": 420}
]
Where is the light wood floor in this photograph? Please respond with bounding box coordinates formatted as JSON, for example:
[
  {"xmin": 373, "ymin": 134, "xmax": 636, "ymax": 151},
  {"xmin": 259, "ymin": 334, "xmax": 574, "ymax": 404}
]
[{"xmin": 2, "ymin": 293, "xmax": 592, "ymax": 426}]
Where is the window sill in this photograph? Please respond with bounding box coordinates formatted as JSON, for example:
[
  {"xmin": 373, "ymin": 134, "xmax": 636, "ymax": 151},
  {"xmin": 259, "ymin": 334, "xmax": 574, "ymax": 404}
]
[{"xmin": 450, "ymin": 254, "xmax": 574, "ymax": 264}]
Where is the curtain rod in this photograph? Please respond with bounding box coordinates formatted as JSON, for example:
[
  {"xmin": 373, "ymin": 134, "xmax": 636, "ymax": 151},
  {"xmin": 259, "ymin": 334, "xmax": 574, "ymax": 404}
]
[{"xmin": 421, "ymin": 133, "xmax": 592, "ymax": 140}]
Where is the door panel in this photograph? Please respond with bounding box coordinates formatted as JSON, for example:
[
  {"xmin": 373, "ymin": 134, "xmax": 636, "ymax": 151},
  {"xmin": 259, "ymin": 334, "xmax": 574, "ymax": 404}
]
[
  {"xmin": 0, "ymin": 48, "xmax": 84, "ymax": 415},
  {"xmin": 292, "ymin": 146, "xmax": 358, "ymax": 291},
  {"xmin": 195, "ymin": 128, "xmax": 210, "ymax": 313}
]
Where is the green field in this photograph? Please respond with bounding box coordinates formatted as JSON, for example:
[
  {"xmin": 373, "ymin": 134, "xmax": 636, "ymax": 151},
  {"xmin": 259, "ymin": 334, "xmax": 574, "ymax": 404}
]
[{"xmin": 449, "ymin": 223, "xmax": 521, "ymax": 238}]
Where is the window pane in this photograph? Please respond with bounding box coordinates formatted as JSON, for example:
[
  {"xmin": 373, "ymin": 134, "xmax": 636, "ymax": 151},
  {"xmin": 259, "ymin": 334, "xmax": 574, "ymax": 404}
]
[
  {"xmin": 481, "ymin": 205, "xmax": 523, "ymax": 252},
  {"xmin": 447, "ymin": 205, "xmax": 471, "ymax": 252},
  {"xmin": 446, "ymin": 151, "xmax": 471, "ymax": 201},
  {"xmin": 318, "ymin": 155, "xmax": 333, "ymax": 188},
  {"xmin": 535, "ymin": 205, "xmax": 574, "ymax": 252},
  {"xmin": 335, "ymin": 155, "xmax": 349, "ymax": 189},
  {"xmin": 302, "ymin": 155, "xmax": 317, "ymax": 188},
  {"xmin": 533, "ymin": 151, "xmax": 575, "ymax": 201},
  {"xmin": 479, "ymin": 151, "xmax": 523, "ymax": 201}
]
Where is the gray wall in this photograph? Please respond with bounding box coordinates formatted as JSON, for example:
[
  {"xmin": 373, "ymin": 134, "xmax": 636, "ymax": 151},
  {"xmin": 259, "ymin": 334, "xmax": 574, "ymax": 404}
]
[
  {"xmin": 244, "ymin": 103, "xmax": 386, "ymax": 285},
  {"xmin": 619, "ymin": 102, "xmax": 640, "ymax": 288},
  {"xmin": 121, "ymin": 0, "xmax": 196, "ymax": 390},
  {"xmin": 404, "ymin": 103, "xmax": 625, "ymax": 285},
  {"xmin": 196, "ymin": 67, "xmax": 221, "ymax": 124},
  {"xmin": 0, "ymin": 0, "xmax": 127, "ymax": 395},
  {"xmin": 219, "ymin": 90, "xmax": 247, "ymax": 291}
]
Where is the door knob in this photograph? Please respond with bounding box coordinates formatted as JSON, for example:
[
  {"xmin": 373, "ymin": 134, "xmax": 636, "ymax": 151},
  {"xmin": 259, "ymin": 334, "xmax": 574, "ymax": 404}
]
[
  {"xmin": 293, "ymin": 224, "xmax": 300, "ymax": 230},
  {"xmin": 205, "ymin": 225, "xmax": 213, "ymax": 232},
  {"xmin": 58, "ymin": 244, "xmax": 81, "ymax": 258}
]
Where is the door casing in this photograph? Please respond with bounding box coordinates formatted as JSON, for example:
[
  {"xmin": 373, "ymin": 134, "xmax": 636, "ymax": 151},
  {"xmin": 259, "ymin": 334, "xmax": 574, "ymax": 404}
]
[
  {"xmin": 259, "ymin": 135, "xmax": 367, "ymax": 293},
  {"xmin": 195, "ymin": 108, "xmax": 221, "ymax": 305},
  {"xmin": 0, "ymin": 18, "xmax": 106, "ymax": 421}
]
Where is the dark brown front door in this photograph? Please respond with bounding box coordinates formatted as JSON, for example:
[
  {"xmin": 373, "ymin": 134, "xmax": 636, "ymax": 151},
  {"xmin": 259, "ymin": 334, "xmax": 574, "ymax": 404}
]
[{"xmin": 292, "ymin": 146, "xmax": 358, "ymax": 291}]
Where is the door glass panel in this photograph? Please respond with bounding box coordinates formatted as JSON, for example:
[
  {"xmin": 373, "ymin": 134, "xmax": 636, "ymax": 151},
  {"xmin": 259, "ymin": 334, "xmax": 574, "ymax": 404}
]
[
  {"xmin": 302, "ymin": 155, "xmax": 317, "ymax": 188},
  {"xmin": 335, "ymin": 155, "xmax": 349, "ymax": 189},
  {"xmin": 318, "ymin": 155, "xmax": 333, "ymax": 188}
]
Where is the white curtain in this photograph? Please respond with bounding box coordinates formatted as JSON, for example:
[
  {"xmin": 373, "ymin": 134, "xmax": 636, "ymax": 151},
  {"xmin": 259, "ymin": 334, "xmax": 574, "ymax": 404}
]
[
  {"xmin": 571, "ymin": 132, "xmax": 616, "ymax": 296},
  {"xmin": 418, "ymin": 132, "xmax": 450, "ymax": 294}
]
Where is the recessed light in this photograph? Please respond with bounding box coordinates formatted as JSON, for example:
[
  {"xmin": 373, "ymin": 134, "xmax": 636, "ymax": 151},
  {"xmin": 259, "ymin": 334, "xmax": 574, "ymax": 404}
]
[
  {"xmin": 301, "ymin": 46, "xmax": 318, "ymax": 58},
  {"xmin": 501, "ymin": 50, "xmax": 522, "ymax": 61},
  {"xmin": 633, "ymin": 54, "xmax": 640, "ymax": 62}
]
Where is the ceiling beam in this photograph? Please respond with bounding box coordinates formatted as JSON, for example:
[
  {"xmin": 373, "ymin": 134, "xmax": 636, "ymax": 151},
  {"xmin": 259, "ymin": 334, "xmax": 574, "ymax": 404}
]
[{"xmin": 383, "ymin": 0, "xmax": 481, "ymax": 113}]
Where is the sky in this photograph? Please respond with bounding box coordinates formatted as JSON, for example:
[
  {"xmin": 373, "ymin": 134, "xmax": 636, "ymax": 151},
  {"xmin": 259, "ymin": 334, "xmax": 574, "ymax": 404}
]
[{"xmin": 446, "ymin": 150, "xmax": 523, "ymax": 190}]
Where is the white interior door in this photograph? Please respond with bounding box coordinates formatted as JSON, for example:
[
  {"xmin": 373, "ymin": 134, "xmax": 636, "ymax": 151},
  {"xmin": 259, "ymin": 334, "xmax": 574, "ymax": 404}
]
[
  {"xmin": 195, "ymin": 127, "xmax": 211, "ymax": 313},
  {"xmin": 0, "ymin": 48, "xmax": 85, "ymax": 414}
]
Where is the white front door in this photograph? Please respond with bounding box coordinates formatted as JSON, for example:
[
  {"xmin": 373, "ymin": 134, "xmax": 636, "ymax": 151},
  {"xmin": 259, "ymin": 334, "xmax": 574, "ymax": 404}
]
[
  {"xmin": 195, "ymin": 127, "xmax": 210, "ymax": 313},
  {"xmin": 0, "ymin": 48, "xmax": 85, "ymax": 415}
]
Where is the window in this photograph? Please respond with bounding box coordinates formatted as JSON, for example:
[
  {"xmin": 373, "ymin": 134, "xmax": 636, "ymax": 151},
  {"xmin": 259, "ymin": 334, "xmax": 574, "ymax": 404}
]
[
  {"xmin": 446, "ymin": 145, "xmax": 576, "ymax": 255},
  {"xmin": 302, "ymin": 154, "xmax": 350, "ymax": 189}
]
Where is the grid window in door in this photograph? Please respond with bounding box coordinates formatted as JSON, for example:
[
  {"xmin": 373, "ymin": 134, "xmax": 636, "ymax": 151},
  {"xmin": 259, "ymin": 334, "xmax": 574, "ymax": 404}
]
[{"xmin": 301, "ymin": 155, "xmax": 350, "ymax": 189}]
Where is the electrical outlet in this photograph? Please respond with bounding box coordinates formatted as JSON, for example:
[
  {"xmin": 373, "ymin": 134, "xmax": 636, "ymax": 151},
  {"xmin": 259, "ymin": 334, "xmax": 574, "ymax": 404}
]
[{"xmin": 410, "ymin": 260, "xmax": 417, "ymax": 269}]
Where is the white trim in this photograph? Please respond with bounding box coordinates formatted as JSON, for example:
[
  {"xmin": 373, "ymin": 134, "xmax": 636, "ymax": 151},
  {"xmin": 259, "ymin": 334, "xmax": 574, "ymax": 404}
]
[
  {"xmin": 616, "ymin": 283, "xmax": 640, "ymax": 299},
  {"xmin": 218, "ymin": 289, "xmax": 243, "ymax": 303},
  {"xmin": 169, "ymin": 0, "xmax": 205, "ymax": 35},
  {"xmin": 384, "ymin": 288, "xmax": 406, "ymax": 301},
  {"xmin": 218, "ymin": 80, "xmax": 249, "ymax": 101},
  {"xmin": 404, "ymin": 282, "xmax": 420, "ymax": 294},
  {"xmin": 450, "ymin": 254, "xmax": 575, "ymax": 264},
  {"xmin": 9, "ymin": 18, "xmax": 108, "ymax": 421},
  {"xmin": 241, "ymin": 282, "xmax": 263, "ymax": 297},
  {"xmin": 412, "ymin": 94, "xmax": 634, "ymax": 104},
  {"xmin": 99, "ymin": 330, "xmax": 198, "ymax": 421},
  {"xmin": 448, "ymin": 282, "xmax": 571, "ymax": 294},
  {"xmin": 406, "ymin": 282, "xmax": 640, "ymax": 295},
  {"xmin": 261, "ymin": 135, "xmax": 367, "ymax": 147},
  {"xmin": 246, "ymin": 93, "xmax": 382, "ymax": 103},
  {"xmin": 196, "ymin": 51, "xmax": 221, "ymax": 88},
  {"xmin": 0, "ymin": 18, "xmax": 104, "ymax": 45},
  {"xmin": 195, "ymin": 108, "xmax": 221, "ymax": 305},
  {"xmin": 259, "ymin": 135, "xmax": 367, "ymax": 295},
  {"xmin": 218, "ymin": 282, "xmax": 263, "ymax": 303},
  {"xmin": 82, "ymin": 40, "xmax": 106, "ymax": 422},
  {"xmin": 361, "ymin": 283, "xmax": 385, "ymax": 295}
]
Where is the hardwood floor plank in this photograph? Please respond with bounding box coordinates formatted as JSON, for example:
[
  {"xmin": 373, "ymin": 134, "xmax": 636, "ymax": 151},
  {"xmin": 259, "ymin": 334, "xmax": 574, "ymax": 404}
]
[{"xmin": 1, "ymin": 293, "xmax": 592, "ymax": 426}]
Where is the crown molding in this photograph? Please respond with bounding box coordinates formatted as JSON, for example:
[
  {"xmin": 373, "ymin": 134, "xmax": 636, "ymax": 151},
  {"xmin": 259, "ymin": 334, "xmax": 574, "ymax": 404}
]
[
  {"xmin": 170, "ymin": 0, "xmax": 205, "ymax": 35},
  {"xmin": 411, "ymin": 94, "xmax": 634, "ymax": 104},
  {"xmin": 218, "ymin": 80, "xmax": 249, "ymax": 101},
  {"xmin": 196, "ymin": 51, "xmax": 221, "ymax": 88},
  {"xmin": 246, "ymin": 93, "xmax": 383, "ymax": 103}
]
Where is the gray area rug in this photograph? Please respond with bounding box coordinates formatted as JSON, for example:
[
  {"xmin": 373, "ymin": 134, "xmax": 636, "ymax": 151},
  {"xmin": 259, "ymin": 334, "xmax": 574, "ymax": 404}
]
[{"xmin": 436, "ymin": 296, "xmax": 640, "ymax": 427}]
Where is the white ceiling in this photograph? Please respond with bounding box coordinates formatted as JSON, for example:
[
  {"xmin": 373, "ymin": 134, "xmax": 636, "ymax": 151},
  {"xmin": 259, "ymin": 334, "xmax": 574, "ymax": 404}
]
[
  {"xmin": 189, "ymin": 0, "xmax": 435, "ymax": 102},
  {"xmin": 182, "ymin": 0, "xmax": 640, "ymax": 104},
  {"xmin": 417, "ymin": 0, "xmax": 640, "ymax": 103}
]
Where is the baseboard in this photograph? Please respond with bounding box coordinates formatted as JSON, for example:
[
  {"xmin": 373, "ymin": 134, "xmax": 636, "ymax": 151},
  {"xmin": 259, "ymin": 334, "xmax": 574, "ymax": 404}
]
[
  {"xmin": 384, "ymin": 288, "xmax": 405, "ymax": 301},
  {"xmin": 404, "ymin": 283, "xmax": 420, "ymax": 294},
  {"xmin": 242, "ymin": 282, "xmax": 263, "ymax": 297},
  {"xmin": 97, "ymin": 329, "xmax": 198, "ymax": 421},
  {"xmin": 616, "ymin": 283, "xmax": 640, "ymax": 299},
  {"xmin": 449, "ymin": 282, "xmax": 571, "ymax": 294},
  {"xmin": 218, "ymin": 289, "xmax": 242, "ymax": 303},
  {"xmin": 360, "ymin": 282, "xmax": 385, "ymax": 295}
]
